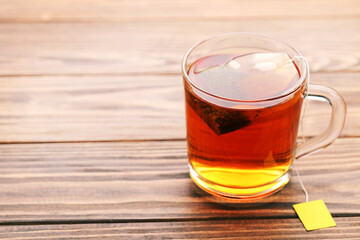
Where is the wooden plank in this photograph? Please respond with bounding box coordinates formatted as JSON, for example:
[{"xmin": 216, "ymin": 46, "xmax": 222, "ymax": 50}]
[
  {"xmin": 0, "ymin": 138, "xmax": 359, "ymax": 222},
  {"xmin": 0, "ymin": 0, "xmax": 358, "ymax": 22},
  {"xmin": 0, "ymin": 19, "xmax": 359, "ymax": 75},
  {"xmin": 0, "ymin": 73, "xmax": 357, "ymax": 142},
  {"xmin": 0, "ymin": 217, "xmax": 359, "ymax": 239}
]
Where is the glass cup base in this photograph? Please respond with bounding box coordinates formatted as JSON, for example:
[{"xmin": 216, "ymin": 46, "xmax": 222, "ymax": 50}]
[{"xmin": 189, "ymin": 165, "xmax": 291, "ymax": 202}]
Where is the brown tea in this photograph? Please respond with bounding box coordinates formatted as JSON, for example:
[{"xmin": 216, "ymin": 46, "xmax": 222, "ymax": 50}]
[{"xmin": 184, "ymin": 53, "xmax": 305, "ymax": 196}]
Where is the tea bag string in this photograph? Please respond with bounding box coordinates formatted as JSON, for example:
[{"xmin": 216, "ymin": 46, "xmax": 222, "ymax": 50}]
[
  {"xmin": 294, "ymin": 162, "xmax": 309, "ymax": 202},
  {"xmin": 196, "ymin": 52, "xmax": 309, "ymax": 74},
  {"xmin": 292, "ymin": 55, "xmax": 310, "ymax": 203}
]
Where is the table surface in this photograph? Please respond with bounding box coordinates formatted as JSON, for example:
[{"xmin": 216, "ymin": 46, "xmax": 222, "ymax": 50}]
[{"xmin": 0, "ymin": 1, "xmax": 359, "ymax": 239}]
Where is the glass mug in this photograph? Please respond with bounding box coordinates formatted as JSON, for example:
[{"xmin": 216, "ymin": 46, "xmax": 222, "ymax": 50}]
[{"xmin": 181, "ymin": 33, "xmax": 346, "ymax": 200}]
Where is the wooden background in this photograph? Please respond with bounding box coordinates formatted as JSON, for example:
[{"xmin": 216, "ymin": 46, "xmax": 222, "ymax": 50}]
[{"xmin": 0, "ymin": 0, "xmax": 359, "ymax": 239}]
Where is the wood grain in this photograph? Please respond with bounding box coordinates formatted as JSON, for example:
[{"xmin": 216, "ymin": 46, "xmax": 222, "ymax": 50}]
[
  {"xmin": 0, "ymin": 0, "xmax": 358, "ymax": 238},
  {"xmin": 0, "ymin": 0, "xmax": 358, "ymax": 23},
  {"xmin": 0, "ymin": 138, "xmax": 359, "ymax": 222},
  {"xmin": 0, "ymin": 73, "xmax": 357, "ymax": 142},
  {"xmin": 0, "ymin": 217, "xmax": 359, "ymax": 239},
  {"xmin": 0, "ymin": 19, "xmax": 359, "ymax": 75}
]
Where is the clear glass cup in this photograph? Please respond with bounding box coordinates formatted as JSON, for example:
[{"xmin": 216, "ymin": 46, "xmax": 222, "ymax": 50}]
[{"xmin": 182, "ymin": 32, "xmax": 346, "ymax": 200}]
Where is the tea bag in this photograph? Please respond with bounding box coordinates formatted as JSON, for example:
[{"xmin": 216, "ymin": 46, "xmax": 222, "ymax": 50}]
[
  {"xmin": 188, "ymin": 52, "xmax": 300, "ymax": 135},
  {"xmin": 186, "ymin": 90, "xmax": 253, "ymax": 135}
]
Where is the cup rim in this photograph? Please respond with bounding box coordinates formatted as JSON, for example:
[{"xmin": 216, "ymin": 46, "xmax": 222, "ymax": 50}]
[{"xmin": 181, "ymin": 32, "xmax": 308, "ymax": 103}]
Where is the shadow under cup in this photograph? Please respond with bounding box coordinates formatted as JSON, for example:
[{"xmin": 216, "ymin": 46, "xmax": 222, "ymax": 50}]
[{"xmin": 182, "ymin": 33, "xmax": 346, "ymax": 200}]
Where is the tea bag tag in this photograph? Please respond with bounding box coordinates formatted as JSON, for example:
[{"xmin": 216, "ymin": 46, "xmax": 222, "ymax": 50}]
[
  {"xmin": 293, "ymin": 164, "xmax": 336, "ymax": 231},
  {"xmin": 293, "ymin": 200, "xmax": 336, "ymax": 231}
]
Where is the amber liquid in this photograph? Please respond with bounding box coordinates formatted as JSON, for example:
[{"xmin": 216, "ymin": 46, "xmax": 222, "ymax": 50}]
[{"xmin": 184, "ymin": 53, "xmax": 305, "ymax": 197}]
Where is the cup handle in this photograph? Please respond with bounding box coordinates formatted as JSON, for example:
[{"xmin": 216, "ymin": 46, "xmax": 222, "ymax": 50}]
[{"xmin": 295, "ymin": 84, "xmax": 347, "ymax": 159}]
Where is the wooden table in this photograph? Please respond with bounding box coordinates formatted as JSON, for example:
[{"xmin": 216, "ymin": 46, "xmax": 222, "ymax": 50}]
[{"xmin": 0, "ymin": 1, "xmax": 359, "ymax": 239}]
